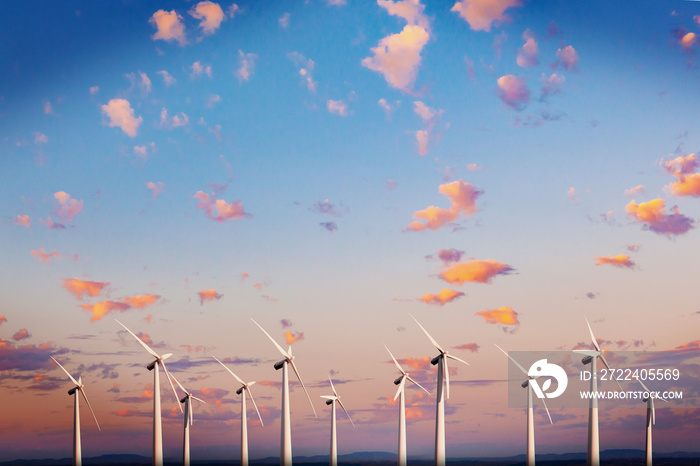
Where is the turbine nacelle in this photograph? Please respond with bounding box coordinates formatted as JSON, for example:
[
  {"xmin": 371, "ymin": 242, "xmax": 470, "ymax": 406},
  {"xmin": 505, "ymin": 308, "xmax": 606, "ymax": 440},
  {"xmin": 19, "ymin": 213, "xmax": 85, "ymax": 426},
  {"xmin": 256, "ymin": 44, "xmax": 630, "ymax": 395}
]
[
  {"xmin": 581, "ymin": 355, "xmax": 594, "ymax": 365},
  {"xmin": 431, "ymin": 355, "xmax": 441, "ymax": 365},
  {"xmin": 394, "ymin": 376, "xmax": 404, "ymax": 385},
  {"xmin": 274, "ymin": 359, "xmax": 286, "ymax": 371}
]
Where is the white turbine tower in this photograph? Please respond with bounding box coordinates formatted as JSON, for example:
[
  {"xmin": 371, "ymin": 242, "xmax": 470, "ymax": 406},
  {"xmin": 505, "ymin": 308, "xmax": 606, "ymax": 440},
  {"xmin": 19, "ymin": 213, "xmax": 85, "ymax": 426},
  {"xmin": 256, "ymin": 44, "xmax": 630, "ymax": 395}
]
[
  {"xmin": 251, "ymin": 319, "xmax": 317, "ymax": 466},
  {"xmin": 385, "ymin": 345, "xmax": 430, "ymax": 466},
  {"xmin": 639, "ymin": 380, "xmax": 666, "ymax": 466},
  {"xmin": 116, "ymin": 319, "xmax": 181, "ymax": 466},
  {"xmin": 168, "ymin": 373, "xmax": 206, "ymax": 466},
  {"xmin": 410, "ymin": 315, "xmax": 469, "ymax": 466},
  {"xmin": 213, "ymin": 356, "xmax": 264, "ymax": 466},
  {"xmin": 572, "ymin": 316, "xmax": 622, "ymax": 466},
  {"xmin": 321, "ymin": 375, "xmax": 354, "ymax": 466},
  {"xmin": 494, "ymin": 345, "xmax": 552, "ymax": 466},
  {"xmin": 50, "ymin": 356, "xmax": 101, "ymax": 466}
]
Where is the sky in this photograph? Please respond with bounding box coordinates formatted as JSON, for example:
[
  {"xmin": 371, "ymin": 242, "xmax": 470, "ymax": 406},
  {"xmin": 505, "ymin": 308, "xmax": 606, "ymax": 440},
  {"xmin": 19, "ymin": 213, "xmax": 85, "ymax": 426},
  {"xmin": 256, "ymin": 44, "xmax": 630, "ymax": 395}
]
[{"xmin": 1, "ymin": 0, "xmax": 700, "ymax": 462}]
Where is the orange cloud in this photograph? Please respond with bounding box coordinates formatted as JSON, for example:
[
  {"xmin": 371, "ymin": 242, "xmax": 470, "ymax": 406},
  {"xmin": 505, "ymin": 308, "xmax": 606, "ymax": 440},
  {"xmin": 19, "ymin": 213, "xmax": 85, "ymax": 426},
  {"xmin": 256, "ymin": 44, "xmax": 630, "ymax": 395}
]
[
  {"xmin": 439, "ymin": 259, "xmax": 513, "ymax": 285},
  {"xmin": 475, "ymin": 306, "xmax": 519, "ymax": 325},
  {"xmin": 13, "ymin": 215, "xmax": 31, "ymax": 228},
  {"xmin": 101, "ymin": 99, "xmax": 142, "ymax": 137},
  {"xmin": 81, "ymin": 301, "xmax": 131, "ymax": 322},
  {"xmin": 0, "ymin": 315, "xmax": 6, "ymax": 326},
  {"xmin": 680, "ymin": 32, "xmax": 697, "ymax": 52},
  {"xmin": 189, "ymin": 1, "xmax": 225, "ymax": 35},
  {"xmin": 284, "ymin": 331, "xmax": 304, "ymax": 345},
  {"xmin": 62, "ymin": 278, "xmax": 109, "ymax": 300},
  {"xmin": 137, "ymin": 333, "xmax": 152, "ymax": 345},
  {"xmin": 13, "ymin": 329, "xmax": 30, "ymax": 341},
  {"xmin": 123, "ymin": 294, "xmax": 161, "ymax": 308},
  {"xmin": 198, "ymin": 289, "xmax": 223, "ymax": 305},
  {"xmin": 406, "ymin": 180, "xmax": 483, "ymax": 231},
  {"xmin": 149, "ymin": 10, "xmax": 187, "ymax": 46},
  {"xmin": 31, "ymin": 249, "xmax": 60, "ymax": 264},
  {"xmin": 595, "ymin": 254, "xmax": 635, "ymax": 269},
  {"xmin": 626, "ymin": 198, "xmax": 694, "ymax": 236},
  {"xmin": 418, "ymin": 289, "xmax": 465, "ymax": 306},
  {"xmin": 450, "ymin": 0, "xmax": 521, "ymax": 32},
  {"xmin": 53, "ymin": 191, "xmax": 83, "ymax": 222},
  {"xmin": 362, "ymin": 24, "xmax": 430, "ymax": 92},
  {"xmin": 397, "ymin": 356, "xmax": 431, "ymax": 372},
  {"xmin": 193, "ymin": 190, "xmax": 250, "ymax": 222},
  {"xmin": 663, "ymin": 154, "xmax": 700, "ymax": 197},
  {"xmin": 497, "ymin": 74, "xmax": 530, "ymax": 111}
]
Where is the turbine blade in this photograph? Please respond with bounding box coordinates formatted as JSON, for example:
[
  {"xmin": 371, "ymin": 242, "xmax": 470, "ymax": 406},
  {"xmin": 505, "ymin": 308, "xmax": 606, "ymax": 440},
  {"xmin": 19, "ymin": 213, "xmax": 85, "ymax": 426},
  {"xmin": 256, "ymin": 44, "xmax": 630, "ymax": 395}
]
[
  {"xmin": 638, "ymin": 380, "xmax": 650, "ymax": 393},
  {"xmin": 394, "ymin": 376, "xmax": 405, "ymax": 401},
  {"xmin": 80, "ymin": 388, "xmax": 101, "ymax": 431},
  {"xmin": 384, "ymin": 345, "xmax": 406, "ymax": 375},
  {"xmin": 406, "ymin": 376, "xmax": 430, "ymax": 396},
  {"xmin": 539, "ymin": 394, "xmax": 553, "ymax": 425},
  {"xmin": 115, "ymin": 319, "xmax": 160, "ymax": 359},
  {"xmin": 651, "ymin": 397, "xmax": 656, "ymax": 425},
  {"xmin": 246, "ymin": 387, "xmax": 264, "ymax": 427},
  {"xmin": 289, "ymin": 360, "xmax": 317, "ymax": 417},
  {"xmin": 160, "ymin": 360, "xmax": 183, "ymax": 413},
  {"xmin": 247, "ymin": 381, "xmax": 256, "ymax": 387},
  {"xmin": 598, "ymin": 354, "xmax": 623, "ymax": 391},
  {"xmin": 329, "ymin": 375, "xmax": 338, "ymax": 397},
  {"xmin": 445, "ymin": 353, "xmax": 470, "ymax": 366},
  {"xmin": 410, "ymin": 314, "xmax": 445, "ymax": 353},
  {"xmin": 192, "ymin": 396, "xmax": 207, "ymax": 404},
  {"xmin": 337, "ymin": 398, "xmax": 355, "ymax": 428},
  {"xmin": 50, "ymin": 356, "xmax": 79, "ymax": 386},
  {"xmin": 188, "ymin": 397, "xmax": 194, "ymax": 426},
  {"xmin": 212, "ymin": 356, "xmax": 245, "ymax": 385},
  {"xmin": 584, "ymin": 316, "xmax": 601, "ymax": 352},
  {"xmin": 494, "ymin": 344, "xmax": 528, "ymax": 375},
  {"xmin": 250, "ymin": 319, "xmax": 290, "ymax": 359},
  {"xmin": 572, "ymin": 350, "xmax": 599, "ymax": 357},
  {"xmin": 320, "ymin": 395, "xmax": 336, "ymax": 400},
  {"xmin": 444, "ymin": 357, "xmax": 450, "ymax": 399},
  {"xmin": 169, "ymin": 370, "xmax": 189, "ymax": 396}
]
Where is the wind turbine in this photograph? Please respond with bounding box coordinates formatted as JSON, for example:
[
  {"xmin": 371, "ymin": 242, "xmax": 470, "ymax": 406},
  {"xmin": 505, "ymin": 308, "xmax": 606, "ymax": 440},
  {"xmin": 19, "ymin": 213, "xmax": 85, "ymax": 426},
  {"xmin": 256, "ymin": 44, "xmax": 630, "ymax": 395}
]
[
  {"xmin": 213, "ymin": 355, "xmax": 264, "ymax": 466},
  {"xmin": 410, "ymin": 315, "xmax": 469, "ymax": 466},
  {"xmin": 168, "ymin": 373, "xmax": 206, "ymax": 466},
  {"xmin": 572, "ymin": 316, "xmax": 622, "ymax": 466},
  {"xmin": 116, "ymin": 319, "xmax": 181, "ymax": 466},
  {"xmin": 321, "ymin": 375, "xmax": 354, "ymax": 466},
  {"xmin": 385, "ymin": 345, "xmax": 430, "ymax": 466},
  {"xmin": 494, "ymin": 345, "xmax": 552, "ymax": 466},
  {"xmin": 50, "ymin": 356, "xmax": 101, "ymax": 466},
  {"xmin": 639, "ymin": 380, "xmax": 666, "ymax": 466},
  {"xmin": 251, "ymin": 318, "xmax": 317, "ymax": 466}
]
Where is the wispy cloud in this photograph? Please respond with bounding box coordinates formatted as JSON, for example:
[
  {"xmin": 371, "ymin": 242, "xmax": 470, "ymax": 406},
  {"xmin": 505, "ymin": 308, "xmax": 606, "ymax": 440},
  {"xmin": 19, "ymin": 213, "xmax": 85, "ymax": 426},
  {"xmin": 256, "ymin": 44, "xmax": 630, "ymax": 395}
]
[
  {"xmin": 552, "ymin": 45, "xmax": 579, "ymax": 70},
  {"xmin": 516, "ymin": 30, "xmax": 539, "ymax": 67},
  {"xmin": 146, "ymin": 182, "xmax": 165, "ymax": 198},
  {"xmin": 235, "ymin": 50, "xmax": 257, "ymax": 82},
  {"xmin": 193, "ymin": 190, "xmax": 250, "ymax": 222},
  {"xmin": 12, "ymin": 215, "xmax": 31, "ymax": 228},
  {"xmin": 406, "ymin": 180, "xmax": 483, "ymax": 231},
  {"xmin": 426, "ymin": 248, "xmax": 465, "ymax": 264},
  {"xmin": 418, "ymin": 289, "xmax": 465, "ymax": 306},
  {"xmin": 31, "ymin": 248, "xmax": 60, "ymax": 265},
  {"xmin": 198, "ymin": 289, "xmax": 223, "ymax": 305}
]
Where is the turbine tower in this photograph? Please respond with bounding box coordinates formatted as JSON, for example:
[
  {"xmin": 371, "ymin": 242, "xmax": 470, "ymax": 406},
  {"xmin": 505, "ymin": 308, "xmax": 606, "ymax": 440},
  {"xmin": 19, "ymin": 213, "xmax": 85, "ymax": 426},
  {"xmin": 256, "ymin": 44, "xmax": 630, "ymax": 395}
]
[
  {"xmin": 410, "ymin": 315, "xmax": 469, "ymax": 466},
  {"xmin": 639, "ymin": 380, "xmax": 666, "ymax": 466},
  {"xmin": 116, "ymin": 320, "xmax": 181, "ymax": 466},
  {"xmin": 169, "ymin": 373, "xmax": 206, "ymax": 466},
  {"xmin": 251, "ymin": 319, "xmax": 317, "ymax": 466},
  {"xmin": 50, "ymin": 357, "xmax": 101, "ymax": 466},
  {"xmin": 385, "ymin": 345, "xmax": 430, "ymax": 466},
  {"xmin": 572, "ymin": 316, "xmax": 622, "ymax": 466},
  {"xmin": 213, "ymin": 356, "xmax": 264, "ymax": 466},
  {"xmin": 494, "ymin": 345, "xmax": 552, "ymax": 466},
  {"xmin": 321, "ymin": 375, "xmax": 354, "ymax": 466}
]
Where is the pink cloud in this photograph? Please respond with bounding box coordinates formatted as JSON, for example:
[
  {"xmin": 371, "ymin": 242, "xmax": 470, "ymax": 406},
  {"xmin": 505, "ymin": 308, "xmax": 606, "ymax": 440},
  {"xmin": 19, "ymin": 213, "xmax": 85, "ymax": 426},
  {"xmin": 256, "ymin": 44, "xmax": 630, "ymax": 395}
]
[
  {"xmin": 320, "ymin": 221, "xmax": 338, "ymax": 232},
  {"xmin": 663, "ymin": 154, "xmax": 700, "ymax": 197},
  {"xmin": 101, "ymin": 99, "xmax": 142, "ymax": 137},
  {"xmin": 516, "ymin": 30, "xmax": 539, "ymax": 67},
  {"xmin": 624, "ymin": 185, "xmax": 645, "ymax": 197},
  {"xmin": 327, "ymin": 99, "xmax": 348, "ymax": 116},
  {"xmin": 553, "ymin": 45, "xmax": 579, "ymax": 70},
  {"xmin": 149, "ymin": 10, "xmax": 187, "ymax": 46},
  {"xmin": 362, "ymin": 25, "xmax": 430, "ymax": 92},
  {"xmin": 13, "ymin": 329, "xmax": 31, "ymax": 341},
  {"xmin": 450, "ymin": 0, "xmax": 521, "ymax": 32},
  {"xmin": 496, "ymin": 75, "xmax": 530, "ymax": 111},
  {"xmin": 453, "ymin": 343, "xmax": 479, "ymax": 352},
  {"xmin": 193, "ymin": 190, "xmax": 250, "ymax": 222},
  {"xmin": 540, "ymin": 73, "xmax": 565, "ymax": 101},
  {"xmin": 426, "ymin": 248, "xmax": 464, "ymax": 264},
  {"xmin": 146, "ymin": 182, "xmax": 165, "ymax": 198},
  {"xmin": 416, "ymin": 130, "xmax": 429, "ymax": 156},
  {"xmin": 38, "ymin": 217, "xmax": 65, "ymax": 230},
  {"xmin": 406, "ymin": 180, "xmax": 483, "ymax": 232},
  {"xmin": 377, "ymin": 0, "xmax": 430, "ymax": 29},
  {"xmin": 198, "ymin": 289, "xmax": 223, "ymax": 305},
  {"xmin": 189, "ymin": 1, "xmax": 225, "ymax": 35},
  {"xmin": 0, "ymin": 315, "xmax": 6, "ymax": 326},
  {"xmin": 52, "ymin": 191, "xmax": 83, "ymax": 222},
  {"xmin": 13, "ymin": 215, "xmax": 31, "ymax": 228},
  {"xmin": 235, "ymin": 50, "xmax": 257, "ymax": 82},
  {"xmin": 241, "ymin": 272, "xmax": 249, "ymax": 281},
  {"xmin": 626, "ymin": 198, "xmax": 694, "ymax": 236},
  {"xmin": 680, "ymin": 32, "xmax": 697, "ymax": 53},
  {"xmin": 31, "ymin": 249, "xmax": 60, "ymax": 265}
]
